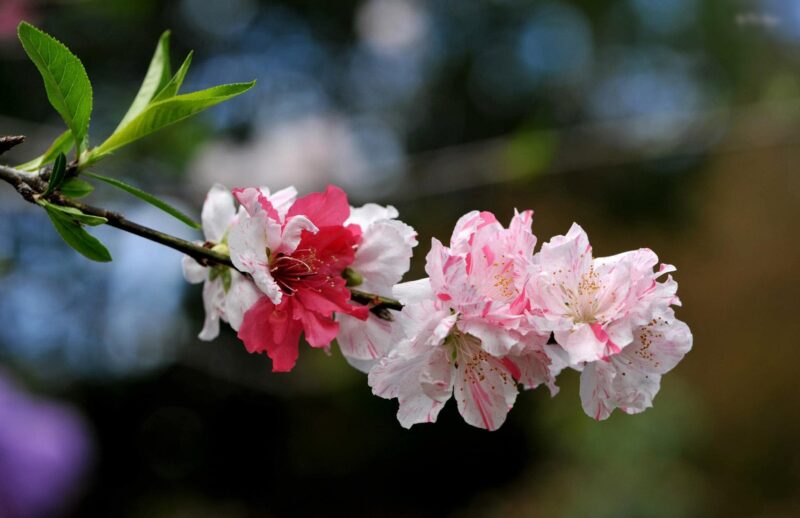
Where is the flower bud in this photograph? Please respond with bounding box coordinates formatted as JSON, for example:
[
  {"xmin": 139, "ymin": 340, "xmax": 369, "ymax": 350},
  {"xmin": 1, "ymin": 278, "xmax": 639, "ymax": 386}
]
[{"xmin": 343, "ymin": 267, "xmax": 363, "ymax": 287}]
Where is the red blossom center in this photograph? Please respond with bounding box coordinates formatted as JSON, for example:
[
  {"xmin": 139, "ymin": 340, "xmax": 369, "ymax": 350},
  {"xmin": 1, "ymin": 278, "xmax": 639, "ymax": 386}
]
[{"xmin": 269, "ymin": 248, "xmax": 322, "ymax": 295}]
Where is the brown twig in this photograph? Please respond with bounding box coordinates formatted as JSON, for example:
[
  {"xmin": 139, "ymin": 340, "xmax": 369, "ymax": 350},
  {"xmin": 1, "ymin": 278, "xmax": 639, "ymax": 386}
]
[
  {"xmin": 0, "ymin": 136, "xmax": 25, "ymax": 156},
  {"xmin": 350, "ymin": 289, "xmax": 404, "ymax": 313}
]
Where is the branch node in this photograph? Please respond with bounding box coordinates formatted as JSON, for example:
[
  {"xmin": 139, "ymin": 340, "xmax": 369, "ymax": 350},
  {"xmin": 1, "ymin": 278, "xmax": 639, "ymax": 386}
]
[{"xmin": 16, "ymin": 183, "xmax": 36, "ymax": 203}]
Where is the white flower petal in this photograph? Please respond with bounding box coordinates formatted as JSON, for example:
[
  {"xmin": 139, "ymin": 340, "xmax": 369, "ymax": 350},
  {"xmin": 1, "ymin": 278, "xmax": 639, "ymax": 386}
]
[
  {"xmin": 579, "ymin": 361, "xmax": 616, "ymax": 421},
  {"xmin": 201, "ymin": 184, "xmax": 236, "ymax": 242},
  {"xmin": 392, "ymin": 278, "xmax": 434, "ymax": 306},
  {"xmin": 223, "ymin": 273, "xmax": 262, "ymax": 331},
  {"xmin": 351, "ymin": 221, "xmax": 415, "ymax": 295},
  {"xmin": 228, "ymin": 212, "xmax": 282, "ymax": 304},
  {"xmin": 266, "ymin": 186, "xmax": 298, "ymax": 220},
  {"xmin": 346, "ymin": 203, "xmax": 399, "ymax": 228},
  {"xmin": 337, "ymin": 312, "xmax": 395, "ymax": 371},
  {"xmin": 420, "ymin": 346, "xmax": 454, "ymax": 402},
  {"xmin": 198, "ymin": 279, "xmax": 225, "ymax": 341},
  {"xmin": 368, "ymin": 341, "xmax": 446, "ymax": 429},
  {"xmin": 457, "ymin": 319, "xmax": 520, "ymax": 357},
  {"xmin": 182, "ymin": 254, "xmax": 207, "ymax": 284},
  {"xmin": 344, "ymin": 355, "xmax": 381, "ymax": 374},
  {"xmin": 278, "ymin": 215, "xmax": 317, "ymax": 255}
]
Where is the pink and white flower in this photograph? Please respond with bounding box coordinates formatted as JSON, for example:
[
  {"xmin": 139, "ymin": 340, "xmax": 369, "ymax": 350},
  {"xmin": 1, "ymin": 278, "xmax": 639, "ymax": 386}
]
[
  {"xmin": 431, "ymin": 210, "xmax": 549, "ymax": 357},
  {"xmin": 182, "ymin": 184, "xmax": 260, "ymax": 340},
  {"xmin": 336, "ymin": 203, "xmax": 417, "ymax": 372},
  {"xmin": 369, "ymin": 277, "xmax": 554, "ymax": 431},
  {"xmin": 229, "ymin": 185, "xmax": 369, "ymax": 372},
  {"xmin": 529, "ymin": 223, "xmax": 677, "ymax": 365},
  {"xmin": 529, "ymin": 223, "xmax": 689, "ymax": 419},
  {"xmin": 368, "ymin": 211, "xmax": 554, "ymax": 430},
  {"xmin": 579, "ymin": 307, "xmax": 692, "ymax": 420}
]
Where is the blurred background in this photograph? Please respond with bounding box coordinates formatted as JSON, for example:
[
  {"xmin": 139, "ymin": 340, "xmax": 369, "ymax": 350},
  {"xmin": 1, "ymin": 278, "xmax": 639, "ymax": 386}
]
[{"xmin": 0, "ymin": 0, "xmax": 798, "ymax": 516}]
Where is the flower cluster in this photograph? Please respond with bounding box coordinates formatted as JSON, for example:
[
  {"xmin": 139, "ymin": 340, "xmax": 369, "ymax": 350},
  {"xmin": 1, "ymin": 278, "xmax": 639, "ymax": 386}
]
[{"xmin": 184, "ymin": 184, "xmax": 692, "ymax": 430}]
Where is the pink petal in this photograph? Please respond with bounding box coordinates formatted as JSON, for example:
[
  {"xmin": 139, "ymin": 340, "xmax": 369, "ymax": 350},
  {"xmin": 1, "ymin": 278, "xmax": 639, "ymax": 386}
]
[
  {"xmin": 449, "ymin": 210, "xmax": 500, "ymax": 254},
  {"xmin": 232, "ymin": 187, "xmax": 280, "ymax": 222},
  {"xmin": 579, "ymin": 311, "xmax": 692, "ymax": 419},
  {"xmin": 452, "ymin": 335, "xmax": 518, "ymax": 431},
  {"xmin": 295, "ymin": 289, "xmax": 344, "ymax": 317},
  {"xmin": 286, "ymin": 184, "xmax": 350, "ymax": 228},
  {"xmin": 299, "ymin": 309, "xmax": 340, "ymax": 348},
  {"xmin": 554, "ymin": 323, "xmax": 607, "ymax": 365},
  {"xmin": 238, "ymin": 298, "xmax": 303, "ymax": 372},
  {"xmin": 505, "ymin": 341, "xmax": 559, "ymax": 396}
]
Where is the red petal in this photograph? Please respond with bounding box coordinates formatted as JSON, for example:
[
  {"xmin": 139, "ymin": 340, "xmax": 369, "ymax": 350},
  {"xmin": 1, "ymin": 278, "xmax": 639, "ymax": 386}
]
[
  {"xmin": 287, "ymin": 185, "xmax": 350, "ymax": 228},
  {"xmin": 238, "ymin": 297, "xmax": 303, "ymax": 372}
]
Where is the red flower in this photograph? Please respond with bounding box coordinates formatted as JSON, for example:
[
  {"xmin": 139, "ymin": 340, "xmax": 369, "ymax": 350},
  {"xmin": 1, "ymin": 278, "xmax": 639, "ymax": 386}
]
[{"xmin": 231, "ymin": 186, "xmax": 368, "ymax": 372}]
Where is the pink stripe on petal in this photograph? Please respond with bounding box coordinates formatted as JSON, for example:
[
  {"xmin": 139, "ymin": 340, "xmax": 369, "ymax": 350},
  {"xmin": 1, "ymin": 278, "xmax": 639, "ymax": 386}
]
[
  {"xmin": 501, "ymin": 358, "xmax": 522, "ymax": 381},
  {"xmin": 470, "ymin": 382, "xmax": 494, "ymax": 430}
]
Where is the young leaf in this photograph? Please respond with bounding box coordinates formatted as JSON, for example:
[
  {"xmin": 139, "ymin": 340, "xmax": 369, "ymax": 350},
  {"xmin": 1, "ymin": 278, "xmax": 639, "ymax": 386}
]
[
  {"xmin": 17, "ymin": 22, "xmax": 92, "ymax": 153},
  {"xmin": 43, "ymin": 152, "xmax": 67, "ymax": 196},
  {"xmin": 41, "ymin": 202, "xmax": 107, "ymax": 226},
  {"xmin": 16, "ymin": 130, "xmax": 73, "ymax": 172},
  {"xmin": 152, "ymin": 51, "xmax": 193, "ymax": 102},
  {"xmin": 115, "ymin": 31, "xmax": 172, "ymax": 132},
  {"xmin": 84, "ymin": 172, "xmax": 201, "ymax": 229},
  {"xmin": 90, "ymin": 81, "xmax": 255, "ymax": 159},
  {"xmin": 59, "ymin": 178, "xmax": 94, "ymax": 199},
  {"xmin": 45, "ymin": 206, "xmax": 112, "ymax": 262}
]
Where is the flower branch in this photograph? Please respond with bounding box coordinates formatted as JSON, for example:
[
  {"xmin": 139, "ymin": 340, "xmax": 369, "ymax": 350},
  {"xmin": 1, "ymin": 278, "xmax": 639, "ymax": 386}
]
[
  {"xmin": 0, "ymin": 158, "xmax": 404, "ymax": 313},
  {"xmin": 0, "ymin": 161, "xmax": 230, "ymax": 267},
  {"xmin": 0, "ymin": 23, "xmax": 693, "ymax": 431}
]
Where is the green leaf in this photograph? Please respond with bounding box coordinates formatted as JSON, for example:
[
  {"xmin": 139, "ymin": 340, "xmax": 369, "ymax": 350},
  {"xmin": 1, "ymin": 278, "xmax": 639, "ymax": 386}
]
[
  {"xmin": 59, "ymin": 178, "xmax": 94, "ymax": 199},
  {"xmin": 43, "ymin": 152, "xmax": 67, "ymax": 196},
  {"xmin": 84, "ymin": 172, "xmax": 201, "ymax": 229},
  {"xmin": 40, "ymin": 200, "xmax": 107, "ymax": 226},
  {"xmin": 17, "ymin": 22, "xmax": 92, "ymax": 153},
  {"xmin": 91, "ymin": 81, "xmax": 255, "ymax": 159},
  {"xmin": 45, "ymin": 205, "xmax": 111, "ymax": 262},
  {"xmin": 115, "ymin": 30, "xmax": 172, "ymax": 132},
  {"xmin": 16, "ymin": 130, "xmax": 73, "ymax": 172},
  {"xmin": 153, "ymin": 51, "xmax": 193, "ymax": 102}
]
